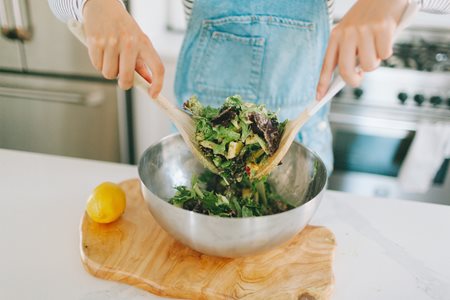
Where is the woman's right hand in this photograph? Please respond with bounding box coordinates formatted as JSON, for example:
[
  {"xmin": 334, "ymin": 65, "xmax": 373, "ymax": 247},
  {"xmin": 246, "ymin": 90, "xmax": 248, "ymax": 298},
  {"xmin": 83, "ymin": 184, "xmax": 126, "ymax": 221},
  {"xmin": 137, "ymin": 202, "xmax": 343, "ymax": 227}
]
[{"xmin": 82, "ymin": 0, "xmax": 164, "ymax": 97}]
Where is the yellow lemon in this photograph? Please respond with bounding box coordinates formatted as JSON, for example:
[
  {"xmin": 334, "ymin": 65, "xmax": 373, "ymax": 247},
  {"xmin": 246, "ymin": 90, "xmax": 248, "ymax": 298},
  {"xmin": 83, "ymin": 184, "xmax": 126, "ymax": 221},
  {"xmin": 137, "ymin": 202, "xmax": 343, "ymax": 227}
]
[{"xmin": 86, "ymin": 182, "xmax": 126, "ymax": 223}]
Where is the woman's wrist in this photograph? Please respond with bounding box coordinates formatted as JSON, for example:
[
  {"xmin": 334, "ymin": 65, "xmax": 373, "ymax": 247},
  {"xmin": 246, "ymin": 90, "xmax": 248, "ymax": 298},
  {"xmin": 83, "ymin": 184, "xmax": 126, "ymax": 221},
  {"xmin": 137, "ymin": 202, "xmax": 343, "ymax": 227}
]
[{"xmin": 82, "ymin": 0, "xmax": 126, "ymax": 21}]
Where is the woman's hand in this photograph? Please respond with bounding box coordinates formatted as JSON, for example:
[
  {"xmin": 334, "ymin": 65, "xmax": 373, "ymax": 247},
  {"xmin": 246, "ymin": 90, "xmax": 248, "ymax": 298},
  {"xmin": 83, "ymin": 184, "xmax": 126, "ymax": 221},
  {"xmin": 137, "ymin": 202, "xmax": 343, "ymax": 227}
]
[
  {"xmin": 83, "ymin": 0, "xmax": 164, "ymax": 97},
  {"xmin": 316, "ymin": 0, "xmax": 408, "ymax": 100}
]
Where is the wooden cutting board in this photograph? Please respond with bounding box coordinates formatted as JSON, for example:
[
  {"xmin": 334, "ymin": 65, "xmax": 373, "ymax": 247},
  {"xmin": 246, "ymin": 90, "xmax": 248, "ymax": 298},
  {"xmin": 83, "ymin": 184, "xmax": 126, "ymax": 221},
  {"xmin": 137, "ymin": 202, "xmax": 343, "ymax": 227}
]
[{"xmin": 80, "ymin": 179, "xmax": 336, "ymax": 300}]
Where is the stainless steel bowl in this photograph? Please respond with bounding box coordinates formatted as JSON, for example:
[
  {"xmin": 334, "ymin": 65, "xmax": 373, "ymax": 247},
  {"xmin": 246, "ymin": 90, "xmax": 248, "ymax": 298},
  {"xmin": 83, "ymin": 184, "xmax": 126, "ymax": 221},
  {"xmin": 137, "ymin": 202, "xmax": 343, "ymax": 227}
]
[{"xmin": 138, "ymin": 134, "xmax": 327, "ymax": 258}]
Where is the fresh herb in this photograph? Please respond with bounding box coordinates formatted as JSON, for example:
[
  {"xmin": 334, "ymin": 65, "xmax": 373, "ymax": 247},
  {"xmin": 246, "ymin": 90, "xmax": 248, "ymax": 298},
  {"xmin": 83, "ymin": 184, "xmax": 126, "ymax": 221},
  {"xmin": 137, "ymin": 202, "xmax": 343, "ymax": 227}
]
[
  {"xmin": 169, "ymin": 171, "xmax": 294, "ymax": 217},
  {"xmin": 183, "ymin": 95, "xmax": 287, "ymax": 182}
]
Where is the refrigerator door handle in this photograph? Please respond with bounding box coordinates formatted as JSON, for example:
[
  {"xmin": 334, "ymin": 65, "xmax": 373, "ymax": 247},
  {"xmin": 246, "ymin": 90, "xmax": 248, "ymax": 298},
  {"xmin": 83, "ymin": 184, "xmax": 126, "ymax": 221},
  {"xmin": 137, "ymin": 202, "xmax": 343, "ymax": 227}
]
[
  {"xmin": 11, "ymin": 0, "xmax": 32, "ymax": 40},
  {"xmin": 0, "ymin": 0, "xmax": 11, "ymax": 36},
  {"xmin": 0, "ymin": 85, "xmax": 106, "ymax": 106}
]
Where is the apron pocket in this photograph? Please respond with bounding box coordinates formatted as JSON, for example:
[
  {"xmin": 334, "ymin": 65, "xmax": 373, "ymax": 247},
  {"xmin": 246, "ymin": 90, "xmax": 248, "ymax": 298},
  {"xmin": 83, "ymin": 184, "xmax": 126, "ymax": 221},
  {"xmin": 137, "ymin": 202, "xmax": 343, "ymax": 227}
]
[
  {"xmin": 193, "ymin": 30, "xmax": 265, "ymax": 103},
  {"xmin": 188, "ymin": 15, "xmax": 316, "ymax": 108}
]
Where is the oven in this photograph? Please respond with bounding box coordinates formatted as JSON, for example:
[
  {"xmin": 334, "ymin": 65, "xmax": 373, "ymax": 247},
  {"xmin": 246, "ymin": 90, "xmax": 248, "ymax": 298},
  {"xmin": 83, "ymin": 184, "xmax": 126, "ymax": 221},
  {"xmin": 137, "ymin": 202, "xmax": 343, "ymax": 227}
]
[{"xmin": 328, "ymin": 27, "xmax": 450, "ymax": 205}]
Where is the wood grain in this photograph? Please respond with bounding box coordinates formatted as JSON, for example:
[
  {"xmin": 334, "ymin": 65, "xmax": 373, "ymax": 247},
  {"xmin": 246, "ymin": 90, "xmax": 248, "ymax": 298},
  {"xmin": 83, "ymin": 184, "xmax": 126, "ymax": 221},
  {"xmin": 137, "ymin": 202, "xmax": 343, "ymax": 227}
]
[{"xmin": 80, "ymin": 179, "xmax": 336, "ymax": 300}]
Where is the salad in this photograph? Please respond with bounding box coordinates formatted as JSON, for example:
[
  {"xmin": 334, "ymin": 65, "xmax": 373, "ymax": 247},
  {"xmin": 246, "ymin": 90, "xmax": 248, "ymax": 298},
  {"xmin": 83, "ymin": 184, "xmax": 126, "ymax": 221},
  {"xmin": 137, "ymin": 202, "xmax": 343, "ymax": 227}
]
[
  {"xmin": 168, "ymin": 95, "xmax": 292, "ymax": 218},
  {"xmin": 169, "ymin": 171, "xmax": 294, "ymax": 217},
  {"xmin": 183, "ymin": 95, "xmax": 287, "ymax": 183}
]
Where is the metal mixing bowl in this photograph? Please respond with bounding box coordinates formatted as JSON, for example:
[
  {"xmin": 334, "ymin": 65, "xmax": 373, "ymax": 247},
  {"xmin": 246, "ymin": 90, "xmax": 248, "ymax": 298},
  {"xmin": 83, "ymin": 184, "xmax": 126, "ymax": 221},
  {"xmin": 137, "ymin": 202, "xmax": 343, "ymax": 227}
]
[{"xmin": 138, "ymin": 134, "xmax": 327, "ymax": 258}]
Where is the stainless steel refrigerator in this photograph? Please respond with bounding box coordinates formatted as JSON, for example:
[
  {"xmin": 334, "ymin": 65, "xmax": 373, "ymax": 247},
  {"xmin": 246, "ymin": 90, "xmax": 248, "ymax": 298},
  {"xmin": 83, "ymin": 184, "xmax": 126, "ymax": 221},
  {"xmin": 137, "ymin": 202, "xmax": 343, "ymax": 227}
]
[{"xmin": 0, "ymin": 0, "xmax": 133, "ymax": 163}]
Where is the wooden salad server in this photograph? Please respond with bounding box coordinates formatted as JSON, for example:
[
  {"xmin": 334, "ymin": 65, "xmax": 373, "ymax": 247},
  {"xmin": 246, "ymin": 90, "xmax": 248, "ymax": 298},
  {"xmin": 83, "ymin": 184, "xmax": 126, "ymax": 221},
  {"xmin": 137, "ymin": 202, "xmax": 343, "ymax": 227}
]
[{"xmin": 67, "ymin": 20, "xmax": 219, "ymax": 173}]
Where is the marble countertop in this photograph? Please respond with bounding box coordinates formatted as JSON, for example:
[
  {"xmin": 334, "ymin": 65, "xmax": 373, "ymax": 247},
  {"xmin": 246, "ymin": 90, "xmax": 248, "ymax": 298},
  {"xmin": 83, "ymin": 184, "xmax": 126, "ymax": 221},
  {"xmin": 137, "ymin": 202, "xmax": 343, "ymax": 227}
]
[{"xmin": 1, "ymin": 149, "xmax": 449, "ymax": 300}]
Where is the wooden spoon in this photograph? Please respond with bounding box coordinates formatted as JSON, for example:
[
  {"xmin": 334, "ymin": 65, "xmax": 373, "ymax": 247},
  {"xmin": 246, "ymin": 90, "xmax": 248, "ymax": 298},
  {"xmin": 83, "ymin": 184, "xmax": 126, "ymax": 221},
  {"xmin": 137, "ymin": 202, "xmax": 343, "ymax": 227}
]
[
  {"xmin": 253, "ymin": 1, "xmax": 420, "ymax": 179},
  {"xmin": 67, "ymin": 20, "xmax": 219, "ymax": 173}
]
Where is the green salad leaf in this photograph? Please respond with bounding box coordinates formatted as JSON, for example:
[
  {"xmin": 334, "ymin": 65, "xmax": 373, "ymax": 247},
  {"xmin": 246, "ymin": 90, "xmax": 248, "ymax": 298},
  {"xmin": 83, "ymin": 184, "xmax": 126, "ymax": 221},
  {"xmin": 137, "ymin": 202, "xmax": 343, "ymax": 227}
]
[
  {"xmin": 169, "ymin": 171, "xmax": 294, "ymax": 217},
  {"xmin": 171, "ymin": 95, "xmax": 290, "ymax": 218},
  {"xmin": 183, "ymin": 95, "xmax": 287, "ymax": 182}
]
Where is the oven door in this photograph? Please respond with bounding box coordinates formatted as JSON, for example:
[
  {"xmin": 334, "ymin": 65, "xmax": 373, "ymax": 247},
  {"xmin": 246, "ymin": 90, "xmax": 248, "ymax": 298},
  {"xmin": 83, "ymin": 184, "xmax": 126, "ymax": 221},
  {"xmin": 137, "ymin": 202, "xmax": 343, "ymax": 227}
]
[
  {"xmin": 328, "ymin": 112, "xmax": 450, "ymax": 205},
  {"xmin": 0, "ymin": 72, "xmax": 125, "ymax": 163}
]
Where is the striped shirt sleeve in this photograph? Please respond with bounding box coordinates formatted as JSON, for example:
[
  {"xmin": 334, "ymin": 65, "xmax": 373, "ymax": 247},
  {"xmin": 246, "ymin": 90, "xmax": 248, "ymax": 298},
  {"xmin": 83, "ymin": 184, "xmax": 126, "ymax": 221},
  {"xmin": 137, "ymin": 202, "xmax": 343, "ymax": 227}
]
[
  {"xmin": 420, "ymin": 0, "xmax": 450, "ymax": 13},
  {"xmin": 47, "ymin": 0, "xmax": 85, "ymax": 22}
]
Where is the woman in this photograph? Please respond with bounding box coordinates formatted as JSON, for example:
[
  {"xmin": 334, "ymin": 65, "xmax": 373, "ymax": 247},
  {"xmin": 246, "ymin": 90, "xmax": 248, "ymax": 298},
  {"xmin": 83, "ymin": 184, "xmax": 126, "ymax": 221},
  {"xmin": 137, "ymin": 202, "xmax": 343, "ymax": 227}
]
[{"xmin": 49, "ymin": 0, "xmax": 450, "ymax": 173}]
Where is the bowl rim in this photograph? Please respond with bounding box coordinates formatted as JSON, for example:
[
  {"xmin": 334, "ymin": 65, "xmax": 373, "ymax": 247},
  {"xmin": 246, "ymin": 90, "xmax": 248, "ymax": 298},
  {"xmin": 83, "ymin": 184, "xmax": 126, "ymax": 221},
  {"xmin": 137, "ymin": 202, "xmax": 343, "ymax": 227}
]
[{"xmin": 138, "ymin": 133, "xmax": 328, "ymax": 220}]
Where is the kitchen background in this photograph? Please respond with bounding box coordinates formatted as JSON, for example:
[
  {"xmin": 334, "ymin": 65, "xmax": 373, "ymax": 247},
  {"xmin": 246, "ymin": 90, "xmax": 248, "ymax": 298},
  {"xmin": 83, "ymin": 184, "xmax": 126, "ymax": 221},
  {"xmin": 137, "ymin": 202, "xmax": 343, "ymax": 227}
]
[{"xmin": 1, "ymin": 0, "xmax": 449, "ymax": 204}]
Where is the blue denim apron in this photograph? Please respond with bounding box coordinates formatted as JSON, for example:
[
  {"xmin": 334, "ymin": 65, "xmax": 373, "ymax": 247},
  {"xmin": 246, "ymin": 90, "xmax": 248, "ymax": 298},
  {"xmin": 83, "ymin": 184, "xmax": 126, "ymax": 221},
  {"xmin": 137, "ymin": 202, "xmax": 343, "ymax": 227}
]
[{"xmin": 174, "ymin": 0, "xmax": 333, "ymax": 173}]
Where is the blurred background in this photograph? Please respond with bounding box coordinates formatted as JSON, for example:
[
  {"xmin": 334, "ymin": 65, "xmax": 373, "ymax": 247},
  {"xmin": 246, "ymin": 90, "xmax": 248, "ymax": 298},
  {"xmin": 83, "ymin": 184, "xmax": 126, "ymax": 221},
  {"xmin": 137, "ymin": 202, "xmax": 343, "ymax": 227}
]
[{"xmin": 0, "ymin": 0, "xmax": 449, "ymax": 203}]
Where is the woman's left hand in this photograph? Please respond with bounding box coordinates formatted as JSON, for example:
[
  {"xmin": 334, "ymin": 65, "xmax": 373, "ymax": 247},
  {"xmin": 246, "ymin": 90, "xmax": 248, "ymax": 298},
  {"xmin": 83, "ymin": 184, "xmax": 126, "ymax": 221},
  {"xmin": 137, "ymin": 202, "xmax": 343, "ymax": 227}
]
[{"xmin": 316, "ymin": 0, "xmax": 409, "ymax": 100}]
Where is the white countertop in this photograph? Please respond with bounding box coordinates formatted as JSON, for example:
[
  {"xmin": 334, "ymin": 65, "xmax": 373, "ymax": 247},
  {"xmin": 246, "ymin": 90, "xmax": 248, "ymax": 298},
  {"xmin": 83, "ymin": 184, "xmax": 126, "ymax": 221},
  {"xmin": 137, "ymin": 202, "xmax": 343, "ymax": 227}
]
[{"xmin": 1, "ymin": 149, "xmax": 449, "ymax": 300}]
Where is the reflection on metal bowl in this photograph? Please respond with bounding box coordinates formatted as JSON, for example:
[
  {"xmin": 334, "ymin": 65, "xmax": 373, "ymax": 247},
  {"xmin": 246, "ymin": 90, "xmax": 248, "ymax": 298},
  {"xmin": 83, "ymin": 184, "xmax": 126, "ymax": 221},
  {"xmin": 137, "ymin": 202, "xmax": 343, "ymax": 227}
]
[{"xmin": 138, "ymin": 134, "xmax": 327, "ymax": 258}]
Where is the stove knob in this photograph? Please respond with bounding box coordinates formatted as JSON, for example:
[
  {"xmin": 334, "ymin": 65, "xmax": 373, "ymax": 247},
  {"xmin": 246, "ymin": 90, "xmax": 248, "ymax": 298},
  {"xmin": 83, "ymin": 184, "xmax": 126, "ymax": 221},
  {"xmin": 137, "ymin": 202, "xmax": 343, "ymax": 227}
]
[
  {"xmin": 397, "ymin": 92, "xmax": 408, "ymax": 104},
  {"xmin": 413, "ymin": 94, "xmax": 425, "ymax": 106},
  {"xmin": 353, "ymin": 88, "xmax": 364, "ymax": 99},
  {"xmin": 430, "ymin": 96, "xmax": 443, "ymax": 106}
]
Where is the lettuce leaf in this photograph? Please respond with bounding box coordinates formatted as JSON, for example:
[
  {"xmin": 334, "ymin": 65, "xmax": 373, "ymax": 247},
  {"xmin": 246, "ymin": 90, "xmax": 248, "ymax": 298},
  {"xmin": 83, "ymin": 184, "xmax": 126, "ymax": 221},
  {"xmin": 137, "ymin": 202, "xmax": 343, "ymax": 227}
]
[
  {"xmin": 169, "ymin": 171, "xmax": 294, "ymax": 217},
  {"xmin": 183, "ymin": 95, "xmax": 286, "ymax": 182}
]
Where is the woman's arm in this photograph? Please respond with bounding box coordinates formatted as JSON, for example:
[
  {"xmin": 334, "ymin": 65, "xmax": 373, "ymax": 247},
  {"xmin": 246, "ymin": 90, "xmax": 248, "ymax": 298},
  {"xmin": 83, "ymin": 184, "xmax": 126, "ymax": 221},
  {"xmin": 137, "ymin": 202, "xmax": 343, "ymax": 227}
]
[
  {"xmin": 47, "ymin": 0, "xmax": 164, "ymax": 96},
  {"xmin": 316, "ymin": 0, "xmax": 450, "ymax": 100},
  {"xmin": 48, "ymin": 0, "xmax": 126, "ymax": 22}
]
